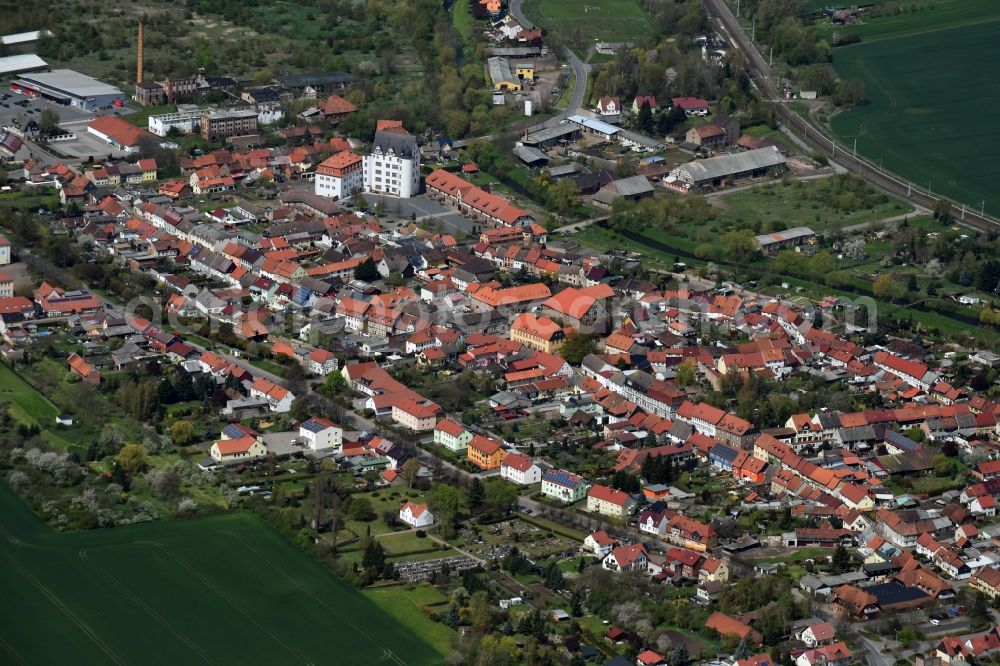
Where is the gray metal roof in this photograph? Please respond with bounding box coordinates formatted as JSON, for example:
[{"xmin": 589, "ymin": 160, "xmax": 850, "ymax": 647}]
[
  {"xmin": 487, "ymin": 47, "xmax": 541, "ymax": 57},
  {"xmin": 1, "ymin": 31, "xmax": 43, "ymax": 45},
  {"xmin": 755, "ymin": 226, "xmax": 816, "ymax": 246},
  {"xmin": 487, "ymin": 57, "xmax": 519, "ymax": 87},
  {"xmin": 371, "ymin": 129, "xmax": 419, "ymax": 159},
  {"xmin": 0, "ymin": 54, "xmax": 46, "ymax": 76},
  {"xmin": 672, "ymin": 146, "xmax": 786, "ymax": 183},
  {"xmin": 544, "ymin": 163, "xmax": 582, "ymax": 178},
  {"xmin": 522, "ymin": 123, "xmax": 580, "ymax": 145},
  {"xmin": 513, "ymin": 145, "xmax": 548, "ymax": 164},
  {"xmin": 611, "ymin": 175, "xmax": 654, "ymax": 197},
  {"xmin": 17, "ymin": 69, "xmax": 123, "ymax": 98},
  {"xmin": 617, "ymin": 129, "xmax": 662, "ymax": 149}
]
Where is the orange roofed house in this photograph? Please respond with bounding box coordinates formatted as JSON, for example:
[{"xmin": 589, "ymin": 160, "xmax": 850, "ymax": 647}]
[
  {"xmin": 314, "ymin": 150, "xmax": 363, "ymax": 200},
  {"xmin": 468, "ymin": 282, "xmax": 551, "ymax": 313},
  {"xmin": 35, "ymin": 282, "xmax": 103, "ymax": 317},
  {"xmin": 67, "ymin": 352, "xmax": 101, "ymax": 385},
  {"xmin": 209, "ymin": 435, "xmax": 267, "ymax": 464},
  {"xmin": 467, "ymin": 434, "xmax": 505, "ymax": 470},
  {"xmin": 390, "ymin": 394, "xmax": 441, "ymax": 431},
  {"xmin": 705, "ymin": 611, "xmax": 762, "ymax": 645},
  {"xmin": 541, "ymin": 284, "xmax": 616, "ymax": 334},
  {"xmin": 510, "ymin": 312, "xmax": 566, "ymax": 353},
  {"xmin": 586, "ymin": 484, "xmax": 637, "ymax": 519}
]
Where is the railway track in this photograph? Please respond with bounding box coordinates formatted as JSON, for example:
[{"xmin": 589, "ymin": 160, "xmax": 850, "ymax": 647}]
[{"xmin": 702, "ymin": 0, "xmax": 997, "ymax": 232}]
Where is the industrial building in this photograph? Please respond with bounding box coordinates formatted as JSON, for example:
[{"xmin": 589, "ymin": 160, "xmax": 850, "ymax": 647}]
[
  {"xmin": 147, "ymin": 107, "xmax": 202, "ymax": 136},
  {"xmin": 11, "ymin": 70, "xmax": 124, "ymax": 110},
  {"xmin": 0, "ymin": 54, "xmax": 48, "ymax": 78},
  {"xmin": 200, "ymin": 109, "xmax": 258, "ymax": 141},
  {"xmin": 668, "ymin": 146, "xmax": 787, "ymax": 189},
  {"xmin": 274, "ymin": 71, "xmax": 354, "ymax": 97},
  {"xmin": 0, "ymin": 30, "xmax": 48, "ymax": 54}
]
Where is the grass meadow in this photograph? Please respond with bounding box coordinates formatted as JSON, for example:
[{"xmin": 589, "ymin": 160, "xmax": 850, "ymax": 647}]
[{"xmin": 522, "ymin": 0, "xmax": 654, "ymax": 45}]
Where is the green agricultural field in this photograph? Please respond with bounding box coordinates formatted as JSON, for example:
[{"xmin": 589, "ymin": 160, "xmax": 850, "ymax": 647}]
[
  {"xmin": 522, "ymin": 0, "xmax": 653, "ymax": 46},
  {"xmin": 815, "ymin": 0, "xmax": 1000, "ymax": 43},
  {"xmin": 830, "ymin": 19, "xmax": 1000, "ymax": 214},
  {"xmin": 0, "ymin": 484, "xmax": 444, "ymax": 665}
]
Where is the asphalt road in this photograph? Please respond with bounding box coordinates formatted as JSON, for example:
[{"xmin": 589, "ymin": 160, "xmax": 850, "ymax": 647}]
[
  {"xmin": 701, "ymin": 0, "xmax": 997, "ymax": 231},
  {"xmin": 509, "ymin": 0, "xmax": 591, "ymax": 130}
]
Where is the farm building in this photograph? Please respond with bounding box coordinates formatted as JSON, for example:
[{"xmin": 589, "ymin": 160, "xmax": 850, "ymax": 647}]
[
  {"xmin": 593, "ymin": 176, "xmax": 654, "ymax": 207},
  {"xmin": 487, "ymin": 58, "xmax": 521, "ymax": 91},
  {"xmin": 513, "ymin": 145, "xmax": 549, "ymax": 167},
  {"xmin": 755, "ymin": 227, "xmax": 817, "ymax": 253},
  {"xmin": 567, "ymin": 114, "xmax": 620, "ymax": 141},
  {"xmin": 520, "ymin": 124, "xmax": 581, "ymax": 149},
  {"xmin": 669, "ymin": 147, "xmax": 787, "ymax": 189}
]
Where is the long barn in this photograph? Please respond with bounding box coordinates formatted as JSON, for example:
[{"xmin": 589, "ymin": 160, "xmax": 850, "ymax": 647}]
[{"xmin": 670, "ymin": 146, "xmax": 787, "ymax": 189}]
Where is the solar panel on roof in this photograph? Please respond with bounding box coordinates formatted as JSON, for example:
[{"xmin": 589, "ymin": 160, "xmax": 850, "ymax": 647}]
[{"xmin": 544, "ymin": 469, "xmax": 580, "ymax": 487}]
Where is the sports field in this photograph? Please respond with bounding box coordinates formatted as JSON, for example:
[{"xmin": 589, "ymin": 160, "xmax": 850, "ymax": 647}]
[
  {"xmin": 522, "ymin": 0, "xmax": 653, "ymax": 44},
  {"xmin": 830, "ymin": 17, "xmax": 1000, "ymax": 214},
  {"xmin": 0, "ymin": 484, "xmax": 445, "ymax": 665}
]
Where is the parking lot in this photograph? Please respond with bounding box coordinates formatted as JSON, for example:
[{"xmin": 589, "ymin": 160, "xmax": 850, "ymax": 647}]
[
  {"xmin": 46, "ymin": 119, "xmax": 132, "ymax": 160},
  {"xmin": 363, "ymin": 193, "xmax": 477, "ymax": 235},
  {"xmin": 0, "ymin": 85, "xmax": 137, "ymax": 162},
  {"xmin": 0, "ymin": 90, "xmax": 98, "ymax": 129}
]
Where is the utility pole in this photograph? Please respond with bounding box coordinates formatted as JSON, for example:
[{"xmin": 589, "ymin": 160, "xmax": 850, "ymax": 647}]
[
  {"xmin": 852, "ymin": 138, "xmax": 856, "ymax": 157},
  {"xmin": 769, "ymin": 47, "xmax": 773, "ymax": 67},
  {"xmin": 737, "ymin": 0, "xmax": 740, "ymax": 18},
  {"xmin": 961, "ymin": 203, "xmax": 965, "ymax": 220},
  {"xmin": 980, "ymin": 201, "xmax": 986, "ymax": 215},
  {"xmin": 831, "ymin": 140, "xmax": 836, "ymax": 158},
  {"xmin": 906, "ymin": 183, "xmax": 911, "ymax": 197},
  {"xmin": 751, "ymin": 17, "xmax": 755, "ymax": 41}
]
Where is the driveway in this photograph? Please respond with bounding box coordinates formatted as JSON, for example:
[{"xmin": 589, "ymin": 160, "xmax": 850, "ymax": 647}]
[{"xmin": 509, "ymin": 0, "xmax": 591, "ymax": 130}]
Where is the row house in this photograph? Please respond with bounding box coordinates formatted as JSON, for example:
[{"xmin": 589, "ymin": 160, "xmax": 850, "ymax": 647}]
[{"xmin": 425, "ymin": 168, "xmax": 535, "ymax": 227}]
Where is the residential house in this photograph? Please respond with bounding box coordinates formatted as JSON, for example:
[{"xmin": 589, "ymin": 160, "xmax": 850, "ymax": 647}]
[
  {"xmin": 704, "ymin": 611, "xmax": 761, "ymax": 644},
  {"xmin": 500, "ymin": 452, "xmax": 542, "ymax": 485},
  {"xmin": 467, "ymin": 434, "xmax": 505, "ymax": 470},
  {"xmin": 434, "ymin": 418, "xmax": 473, "ymax": 453},
  {"xmin": 209, "ymin": 435, "xmax": 267, "ymax": 463},
  {"xmin": 391, "ymin": 395, "xmax": 441, "ymax": 431},
  {"xmin": 583, "ymin": 530, "xmax": 620, "ymax": 558},
  {"xmin": 247, "ymin": 377, "xmax": 295, "ymax": 413},
  {"xmin": 602, "ymin": 544, "xmax": 649, "ymax": 573},
  {"xmin": 541, "ymin": 468, "xmax": 589, "ymax": 503},
  {"xmin": 587, "ymin": 484, "xmax": 636, "ymax": 519},
  {"xmin": 510, "ymin": 312, "xmax": 565, "ymax": 353},
  {"xmin": 298, "ymin": 417, "xmax": 342, "ymax": 451},
  {"xmin": 541, "ymin": 283, "xmax": 615, "ymax": 334},
  {"xmin": 399, "ymin": 501, "xmax": 434, "ymax": 528}
]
